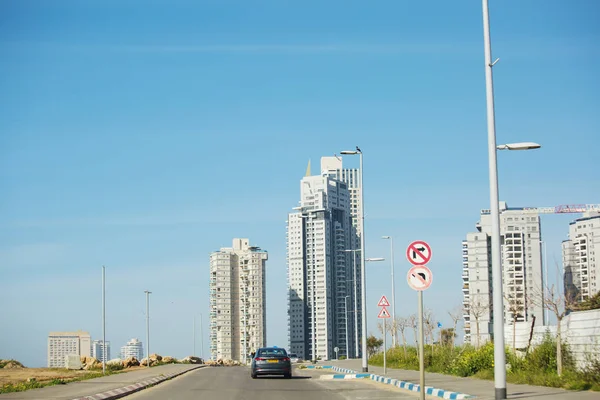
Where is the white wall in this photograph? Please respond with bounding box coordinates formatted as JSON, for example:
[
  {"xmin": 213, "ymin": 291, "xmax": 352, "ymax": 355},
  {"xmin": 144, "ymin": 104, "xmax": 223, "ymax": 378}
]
[{"xmin": 504, "ymin": 309, "xmax": 600, "ymax": 369}]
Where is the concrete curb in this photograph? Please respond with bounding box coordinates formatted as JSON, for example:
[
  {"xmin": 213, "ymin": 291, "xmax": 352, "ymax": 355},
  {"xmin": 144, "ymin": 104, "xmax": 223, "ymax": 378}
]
[
  {"xmin": 71, "ymin": 365, "xmax": 206, "ymax": 400},
  {"xmin": 315, "ymin": 365, "xmax": 474, "ymax": 400},
  {"xmin": 320, "ymin": 373, "xmax": 371, "ymax": 380}
]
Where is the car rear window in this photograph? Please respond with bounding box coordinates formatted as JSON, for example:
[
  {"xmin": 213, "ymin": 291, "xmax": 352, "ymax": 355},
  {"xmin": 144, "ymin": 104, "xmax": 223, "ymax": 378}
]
[{"xmin": 258, "ymin": 348, "xmax": 287, "ymax": 356}]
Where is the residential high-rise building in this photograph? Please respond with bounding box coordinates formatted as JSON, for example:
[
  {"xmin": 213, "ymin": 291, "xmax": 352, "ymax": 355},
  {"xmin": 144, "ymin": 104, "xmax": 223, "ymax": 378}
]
[
  {"xmin": 91, "ymin": 340, "xmax": 111, "ymax": 362},
  {"xmin": 287, "ymin": 157, "xmax": 357, "ymax": 361},
  {"xmin": 209, "ymin": 238, "xmax": 267, "ymax": 362},
  {"xmin": 462, "ymin": 202, "xmax": 544, "ymax": 346},
  {"xmin": 47, "ymin": 331, "xmax": 91, "ymax": 368},
  {"xmin": 562, "ymin": 211, "xmax": 600, "ymax": 302},
  {"xmin": 120, "ymin": 338, "xmax": 144, "ymax": 360}
]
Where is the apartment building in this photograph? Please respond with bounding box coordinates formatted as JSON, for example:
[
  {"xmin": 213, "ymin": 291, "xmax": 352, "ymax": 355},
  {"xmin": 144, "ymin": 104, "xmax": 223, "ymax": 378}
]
[
  {"xmin": 209, "ymin": 238, "xmax": 267, "ymax": 362},
  {"xmin": 562, "ymin": 211, "xmax": 600, "ymax": 302},
  {"xmin": 120, "ymin": 338, "xmax": 144, "ymax": 360},
  {"xmin": 47, "ymin": 331, "xmax": 91, "ymax": 368},
  {"xmin": 287, "ymin": 157, "xmax": 356, "ymax": 361},
  {"xmin": 463, "ymin": 202, "xmax": 544, "ymax": 346},
  {"xmin": 91, "ymin": 340, "xmax": 111, "ymax": 362}
]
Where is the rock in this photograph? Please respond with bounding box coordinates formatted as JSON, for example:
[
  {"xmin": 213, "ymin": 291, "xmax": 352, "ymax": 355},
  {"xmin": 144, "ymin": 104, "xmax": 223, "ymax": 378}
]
[
  {"xmin": 162, "ymin": 356, "xmax": 175, "ymax": 363},
  {"xmin": 123, "ymin": 357, "xmax": 140, "ymax": 368},
  {"xmin": 187, "ymin": 356, "xmax": 203, "ymax": 364},
  {"xmin": 3, "ymin": 361, "xmax": 24, "ymax": 369},
  {"xmin": 65, "ymin": 355, "xmax": 82, "ymax": 370},
  {"xmin": 149, "ymin": 353, "xmax": 162, "ymax": 362},
  {"xmin": 107, "ymin": 358, "xmax": 122, "ymax": 366}
]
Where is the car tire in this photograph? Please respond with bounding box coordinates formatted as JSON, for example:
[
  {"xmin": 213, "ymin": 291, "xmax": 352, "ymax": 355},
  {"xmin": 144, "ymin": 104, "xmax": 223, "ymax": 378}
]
[
  {"xmin": 251, "ymin": 373, "xmax": 257, "ymax": 379},
  {"xmin": 284, "ymin": 373, "xmax": 292, "ymax": 379}
]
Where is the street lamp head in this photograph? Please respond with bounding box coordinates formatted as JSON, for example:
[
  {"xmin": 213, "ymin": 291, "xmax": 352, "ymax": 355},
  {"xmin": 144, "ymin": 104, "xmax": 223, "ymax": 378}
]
[
  {"xmin": 497, "ymin": 142, "xmax": 541, "ymax": 151},
  {"xmin": 381, "ymin": 236, "xmax": 391, "ymax": 239},
  {"xmin": 366, "ymin": 257, "xmax": 385, "ymax": 262},
  {"xmin": 340, "ymin": 150, "xmax": 358, "ymax": 155}
]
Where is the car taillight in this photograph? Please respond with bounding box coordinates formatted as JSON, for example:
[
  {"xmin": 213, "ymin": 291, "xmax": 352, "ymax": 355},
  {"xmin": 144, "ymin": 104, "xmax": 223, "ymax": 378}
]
[
  {"xmin": 282, "ymin": 357, "xmax": 290, "ymax": 362},
  {"xmin": 255, "ymin": 357, "xmax": 265, "ymax": 361}
]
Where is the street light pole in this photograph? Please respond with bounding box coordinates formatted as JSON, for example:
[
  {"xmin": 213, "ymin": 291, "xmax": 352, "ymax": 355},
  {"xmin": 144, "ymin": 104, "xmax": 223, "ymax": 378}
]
[
  {"xmin": 344, "ymin": 296, "xmax": 350, "ymax": 359},
  {"xmin": 102, "ymin": 266, "xmax": 106, "ymax": 375},
  {"xmin": 382, "ymin": 236, "xmax": 396, "ymax": 347},
  {"xmin": 341, "ymin": 147, "xmax": 367, "ymax": 372},
  {"xmin": 481, "ymin": 1, "xmax": 506, "ymax": 398},
  {"xmin": 144, "ymin": 290, "xmax": 152, "ymax": 367},
  {"xmin": 200, "ymin": 313, "xmax": 204, "ymax": 360}
]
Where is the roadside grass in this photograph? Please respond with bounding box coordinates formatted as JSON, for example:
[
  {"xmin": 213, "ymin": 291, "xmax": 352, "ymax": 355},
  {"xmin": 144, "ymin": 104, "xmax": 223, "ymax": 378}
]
[
  {"xmin": 369, "ymin": 335, "xmax": 600, "ymax": 392},
  {"xmin": 0, "ymin": 371, "xmax": 107, "ymax": 394}
]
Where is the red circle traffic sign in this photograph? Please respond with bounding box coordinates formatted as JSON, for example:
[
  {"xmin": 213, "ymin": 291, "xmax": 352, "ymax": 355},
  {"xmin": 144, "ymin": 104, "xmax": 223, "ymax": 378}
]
[
  {"xmin": 406, "ymin": 240, "xmax": 432, "ymax": 266},
  {"xmin": 407, "ymin": 265, "xmax": 433, "ymax": 291}
]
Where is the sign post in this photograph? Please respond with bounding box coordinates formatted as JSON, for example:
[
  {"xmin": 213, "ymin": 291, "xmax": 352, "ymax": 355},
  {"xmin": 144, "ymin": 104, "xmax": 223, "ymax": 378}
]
[
  {"xmin": 406, "ymin": 241, "xmax": 433, "ymax": 400},
  {"xmin": 377, "ymin": 296, "xmax": 391, "ymax": 375}
]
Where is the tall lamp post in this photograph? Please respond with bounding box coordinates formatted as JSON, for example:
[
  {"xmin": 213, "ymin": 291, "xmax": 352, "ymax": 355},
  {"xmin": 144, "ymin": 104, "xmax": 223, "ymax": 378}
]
[
  {"xmin": 144, "ymin": 290, "xmax": 152, "ymax": 367},
  {"xmin": 482, "ymin": 3, "xmax": 540, "ymax": 398},
  {"xmin": 381, "ymin": 236, "xmax": 396, "ymax": 347},
  {"xmin": 340, "ymin": 146, "xmax": 368, "ymax": 372}
]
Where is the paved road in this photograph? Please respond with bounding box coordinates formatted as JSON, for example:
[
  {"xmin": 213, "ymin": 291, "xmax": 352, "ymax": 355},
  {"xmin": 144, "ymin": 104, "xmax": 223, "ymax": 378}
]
[{"xmin": 124, "ymin": 365, "xmax": 430, "ymax": 400}]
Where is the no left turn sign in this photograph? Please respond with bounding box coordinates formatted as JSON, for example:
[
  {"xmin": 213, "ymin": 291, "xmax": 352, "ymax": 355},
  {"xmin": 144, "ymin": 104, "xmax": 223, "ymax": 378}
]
[{"xmin": 407, "ymin": 265, "xmax": 433, "ymax": 291}]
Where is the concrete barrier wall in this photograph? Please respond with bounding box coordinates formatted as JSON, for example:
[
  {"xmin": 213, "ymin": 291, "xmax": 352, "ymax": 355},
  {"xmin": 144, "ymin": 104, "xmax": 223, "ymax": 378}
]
[{"xmin": 504, "ymin": 309, "xmax": 600, "ymax": 369}]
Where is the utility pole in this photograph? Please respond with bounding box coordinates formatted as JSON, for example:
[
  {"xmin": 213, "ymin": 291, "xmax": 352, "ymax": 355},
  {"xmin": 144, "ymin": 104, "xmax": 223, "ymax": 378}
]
[
  {"xmin": 144, "ymin": 290, "xmax": 152, "ymax": 367},
  {"xmin": 102, "ymin": 266, "xmax": 106, "ymax": 375}
]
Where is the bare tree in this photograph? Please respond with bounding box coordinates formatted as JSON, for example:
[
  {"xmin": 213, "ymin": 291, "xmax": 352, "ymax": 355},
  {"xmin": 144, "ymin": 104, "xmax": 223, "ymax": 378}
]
[
  {"xmin": 423, "ymin": 309, "xmax": 435, "ymax": 357},
  {"xmin": 505, "ymin": 293, "xmax": 525, "ymax": 354},
  {"xmin": 467, "ymin": 295, "xmax": 488, "ymax": 348},
  {"xmin": 408, "ymin": 314, "xmax": 418, "ymax": 347},
  {"xmin": 448, "ymin": 305, "xmax": 463, "ymax": 350},
  {"xmin": 396, "ymin": 316, "xmax": 408, "ymax": 357}
]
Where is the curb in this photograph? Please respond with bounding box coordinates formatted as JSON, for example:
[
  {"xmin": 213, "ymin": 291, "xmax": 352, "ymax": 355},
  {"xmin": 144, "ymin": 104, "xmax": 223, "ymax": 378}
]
[
  {"xmin": 71, "ymin": 365, "xmax": 206, "ymax": 400},
  {"xmin": 318, "ymin": 366, "xmax": 474, "ymax": 399},
  {"xmin": 320, "ymin": 373, "xmax": 371, "ymax": 380}
]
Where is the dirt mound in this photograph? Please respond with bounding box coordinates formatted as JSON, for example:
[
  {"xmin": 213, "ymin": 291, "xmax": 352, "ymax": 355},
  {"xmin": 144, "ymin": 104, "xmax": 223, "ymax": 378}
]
[{"xmin": 0, "ymin": 359, "xmax": 25, "ymax": 369}]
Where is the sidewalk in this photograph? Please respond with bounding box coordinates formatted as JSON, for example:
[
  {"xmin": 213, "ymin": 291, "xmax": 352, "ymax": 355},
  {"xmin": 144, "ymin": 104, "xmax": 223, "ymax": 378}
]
[
  {"xmin": 325, "ymin": 359, "xmax": 600, "ymax": 400},
  {"xmin": 0, "ymin": 364, "xmax": 204, "ymax": 400}
]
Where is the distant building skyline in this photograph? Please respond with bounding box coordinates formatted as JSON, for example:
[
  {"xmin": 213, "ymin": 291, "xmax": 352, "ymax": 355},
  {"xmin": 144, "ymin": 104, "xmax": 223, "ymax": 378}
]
[
  {"xmin": 463, "ymin": 202, "xmax": 544, "ymax": 346},
  {"xmin": 91, "ymin": 340, "xmax": 111, "ymax": 362},
  {"xmin": 47, "ymin": 331, "xmax": 91, "ymax": 368},
  {"xmin": 287, "ymin": 157, "xmax": 359, "ymax": 361},
  {"xmin": 563, "ymin": 211, "xmax": 600, "ymax": 303},
  {"xmin": 120, "ymin": 338, "xmax": 144, "ymax": 361},
  {"xmin": 209, "ymin": 238, "xmax": 267, "ymax": 362}
]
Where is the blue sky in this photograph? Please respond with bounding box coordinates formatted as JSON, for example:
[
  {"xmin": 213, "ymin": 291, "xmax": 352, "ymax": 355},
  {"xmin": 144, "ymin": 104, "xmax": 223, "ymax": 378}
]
[{"xmin": 0, "ymin": 0, "xmax": 598, "ymax": 367}]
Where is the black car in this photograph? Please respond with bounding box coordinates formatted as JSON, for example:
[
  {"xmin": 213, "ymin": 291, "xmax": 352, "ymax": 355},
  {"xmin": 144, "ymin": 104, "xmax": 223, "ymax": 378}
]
[{"xmin": 250, "ymin": 347, "xmax": 292, "ymax": 379}]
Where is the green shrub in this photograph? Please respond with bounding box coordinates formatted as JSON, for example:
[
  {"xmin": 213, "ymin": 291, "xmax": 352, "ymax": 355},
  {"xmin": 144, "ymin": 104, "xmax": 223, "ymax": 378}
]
[{"xmin": 107, "ymin": 363, "xmax": 124, "ymax": 372}]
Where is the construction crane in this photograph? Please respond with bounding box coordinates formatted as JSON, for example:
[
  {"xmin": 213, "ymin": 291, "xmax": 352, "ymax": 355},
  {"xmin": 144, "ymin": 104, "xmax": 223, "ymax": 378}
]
[
  {"xmin": 520, "ymin": 204, "xmax": 600, "ymax": 214},
  {"xmin": 481, "ymin": 204, "xmax": 600, "ymax": 215}
]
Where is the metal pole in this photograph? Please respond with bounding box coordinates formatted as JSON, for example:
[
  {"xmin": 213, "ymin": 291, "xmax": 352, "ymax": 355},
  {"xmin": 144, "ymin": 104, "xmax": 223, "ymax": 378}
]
[
  {"xmin": 102, "ymin": 266, "xmax": 106, "ymax": 375},
  {"xmin": 390, "ymin": 237, "xmax": 396, "ymax": 347},
  {"xmin": 543, "ymin": 241, "xmax": 548, "ymax": 325},
  {"xmin": 345, "ymin": 296, "xmax": 350, "ymax": 359},
  {"xmin": 418, "ymin": 291, "xmax": 425, "ymax": 400},
  {"xmin": 358, "ymin": 149, "xmax": 368, "ymax": 372},
  {"xmin": 144, "ymin": 290, "xmax": 151, "ymax": 367},
  {"xmin": 200, "ymin": 313, "xmax": 204, "ymax": 360},
  {"xmin": 353, "ymin": 250, "xmax": 359, "ymax": 358},
  {"xmin": 193, "ymin": 316, "xmax": 196, "ymax": 357},
  {"xmin": 383, "ymin": 318, "xmax": 387, "ymax": 375},
  {"xmin": 482, "ymin": 1, "xmax": 507, "ymax": 398}
]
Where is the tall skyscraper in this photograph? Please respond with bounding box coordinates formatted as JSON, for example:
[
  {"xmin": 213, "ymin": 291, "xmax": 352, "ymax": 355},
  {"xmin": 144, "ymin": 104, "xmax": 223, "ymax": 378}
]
[
  {"xmin": 120, "ymin": 338, "xmax": 144, "ymax": 360},
  {"xmin": 47, "ymin": 331, "xmax": 91, "ymax": 368},
  {"xmin": 462, "ymin": 202, "xmax": 544, "ymax": 345},
  {"xmin": 91, "ymin": 340, "xmax": 111, "ymax": 362},
  {"xmin": 562, "ymin": 211, "xmax": 600, "ymax": 302},
  {"xmin": 209, "ymin": 238, "xmax": 267, "ymax": 362},
  {"xmin": 287, "ymin": 157, "xmax": 357, "ymax": 361}
]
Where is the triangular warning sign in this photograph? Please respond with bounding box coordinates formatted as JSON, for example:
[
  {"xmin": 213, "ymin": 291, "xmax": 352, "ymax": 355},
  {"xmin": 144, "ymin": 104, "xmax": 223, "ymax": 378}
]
[
  {"xmin": 378, "ymin": 307, "xmax": 391, "ymax": 319},
  {"xmin": 377, "ymin": 295, "xmax": 390, "ymax": 307}
]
